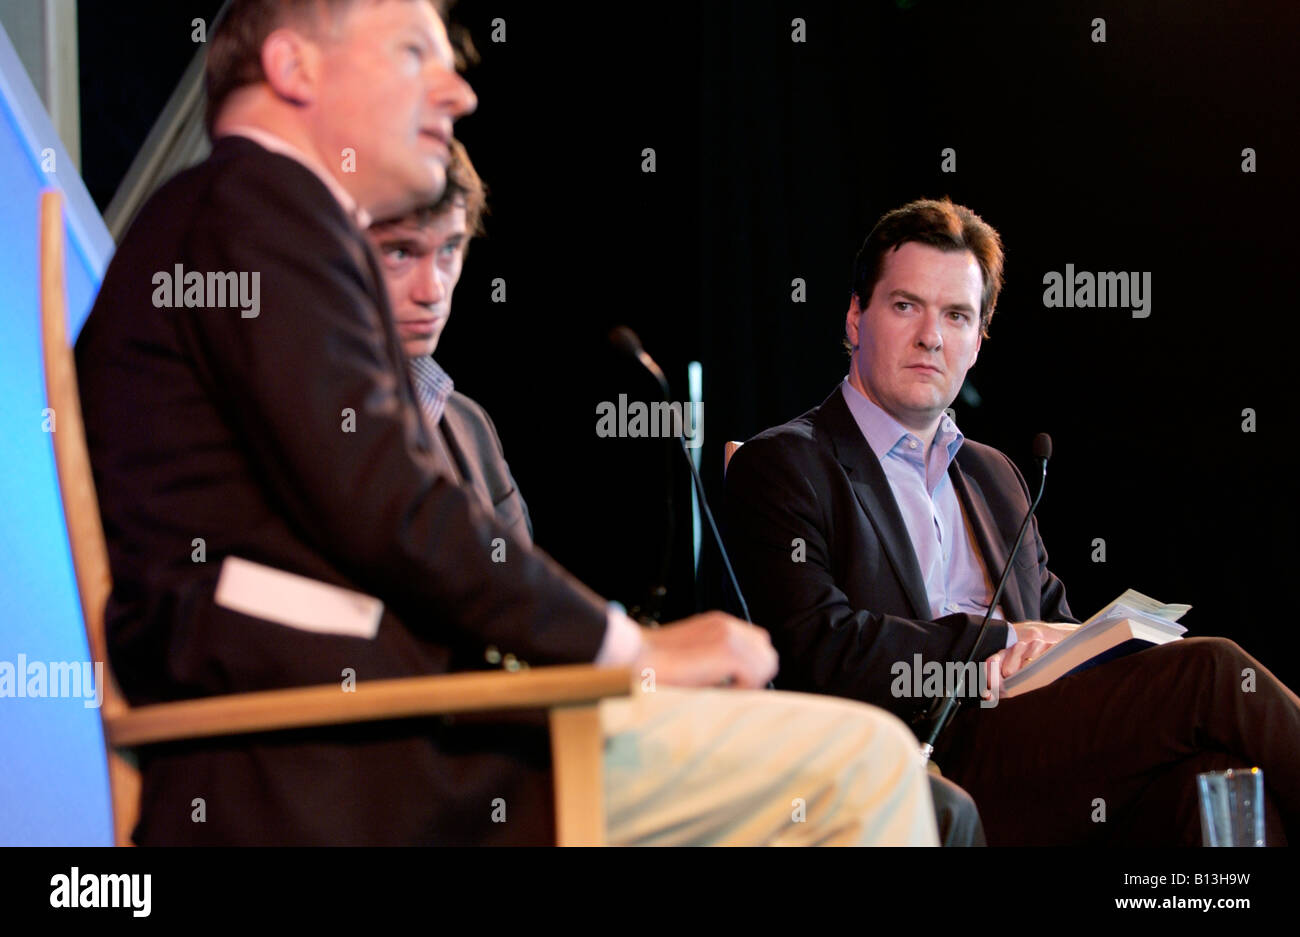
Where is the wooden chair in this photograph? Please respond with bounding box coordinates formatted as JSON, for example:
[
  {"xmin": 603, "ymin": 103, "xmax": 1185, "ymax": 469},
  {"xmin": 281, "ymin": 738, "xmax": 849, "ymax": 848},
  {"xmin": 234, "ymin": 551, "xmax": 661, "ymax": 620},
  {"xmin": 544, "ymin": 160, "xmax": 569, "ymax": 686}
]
[
  {"xmin": 724, "ymin": 440, "xmax": 743, "ymax": 474},
  {"xmin": 38, "ymin": 190, "xmax": 631, "ymax": 847}
]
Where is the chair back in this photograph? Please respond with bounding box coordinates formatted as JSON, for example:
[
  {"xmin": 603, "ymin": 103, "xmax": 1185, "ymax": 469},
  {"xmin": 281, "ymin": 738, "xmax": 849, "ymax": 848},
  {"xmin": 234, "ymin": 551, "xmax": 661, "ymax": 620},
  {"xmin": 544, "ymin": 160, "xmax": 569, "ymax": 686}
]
[
  {"xmin": 39, "ymin": 189, "xmax": 140, "ymax": 846},
  {"xmin": 723, "ymin": 440, "xmax": 743, "ymax": 474}
]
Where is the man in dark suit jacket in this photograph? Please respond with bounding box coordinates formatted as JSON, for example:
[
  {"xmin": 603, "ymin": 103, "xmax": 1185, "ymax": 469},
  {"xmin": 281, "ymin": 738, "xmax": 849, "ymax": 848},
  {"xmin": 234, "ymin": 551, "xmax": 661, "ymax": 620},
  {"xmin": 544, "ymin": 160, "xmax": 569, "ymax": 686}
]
[
  {"xmin": 726, "ymin": 197, "xmax": 1300, "ymax": 845},
  {"xmin": 74, "ymin": 0, "xmax": 937, "ymax": 845}
]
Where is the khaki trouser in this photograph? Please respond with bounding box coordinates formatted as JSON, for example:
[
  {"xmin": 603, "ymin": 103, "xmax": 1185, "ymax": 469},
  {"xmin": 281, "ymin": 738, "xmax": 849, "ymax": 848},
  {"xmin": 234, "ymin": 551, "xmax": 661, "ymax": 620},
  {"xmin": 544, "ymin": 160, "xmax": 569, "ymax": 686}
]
[{"xmin": 602, "ymin": 687, "xmax": 939, "ymax": 846}]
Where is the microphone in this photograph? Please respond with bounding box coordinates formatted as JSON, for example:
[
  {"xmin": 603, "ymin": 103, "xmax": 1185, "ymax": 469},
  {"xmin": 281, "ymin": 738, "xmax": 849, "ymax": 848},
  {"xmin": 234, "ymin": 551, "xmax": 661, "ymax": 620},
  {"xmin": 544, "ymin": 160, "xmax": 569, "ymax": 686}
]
[
  {"xmin": 609, "ymin": 326, "xmax": 670, "ymax": 397},
  {"xmin": 608, "ymin": 327, "xmax": 753, "ymax": 623},
  {"xmin": 917, "ymin": 433, "xmax": 1052, "ymax": 760},
  {"xmin": 608, "ymin": 327, "xmax": 674, "ymax": 623}
]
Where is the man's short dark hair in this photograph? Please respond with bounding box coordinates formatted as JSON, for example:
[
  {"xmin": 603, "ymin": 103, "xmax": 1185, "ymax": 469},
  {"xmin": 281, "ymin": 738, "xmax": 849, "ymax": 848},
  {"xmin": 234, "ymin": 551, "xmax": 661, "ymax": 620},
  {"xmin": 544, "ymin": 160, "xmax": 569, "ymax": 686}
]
[
  {"xmin": 849, "ymin": 197, "xmax": 1004, "ymax": 340},
  {"xmin": 204, "ymin": 0, "xmax": 451, "ymax": 136}
]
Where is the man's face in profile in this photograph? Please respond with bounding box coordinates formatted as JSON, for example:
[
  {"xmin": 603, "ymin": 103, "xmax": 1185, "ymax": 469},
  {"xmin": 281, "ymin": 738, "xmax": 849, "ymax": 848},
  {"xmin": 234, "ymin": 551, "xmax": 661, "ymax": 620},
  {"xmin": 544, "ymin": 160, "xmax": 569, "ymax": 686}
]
[
  {"xmin": 313, "ymin": 0, "xmax": 475, "ymax": 217},
  {"xmin": 846, "ymin": 241, "xmax": 984, "ymax": 432},
  {"xmin": 370, "ymin": 203, "xmax": 468, "ymax": 357}
]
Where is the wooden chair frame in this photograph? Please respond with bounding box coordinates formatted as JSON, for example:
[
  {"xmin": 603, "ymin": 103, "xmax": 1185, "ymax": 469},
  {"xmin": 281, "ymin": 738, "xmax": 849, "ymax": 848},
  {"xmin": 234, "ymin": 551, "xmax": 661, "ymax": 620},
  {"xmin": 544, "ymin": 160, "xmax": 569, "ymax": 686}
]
[
  {"xmin": 39, "ymin": 190, "xmax": 630, "ymax": 846},
  {"xmin": 723, "ymin": 441, "xmax": 743, "ymax": 474}
]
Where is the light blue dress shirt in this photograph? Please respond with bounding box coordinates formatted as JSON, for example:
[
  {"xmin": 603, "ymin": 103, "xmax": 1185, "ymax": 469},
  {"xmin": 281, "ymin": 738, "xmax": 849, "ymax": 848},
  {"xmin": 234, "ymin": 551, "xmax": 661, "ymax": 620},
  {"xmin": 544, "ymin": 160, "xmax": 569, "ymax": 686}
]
[{"xmin": 840, "ymin": 379, "xmax": 1016, "ymax": 646}]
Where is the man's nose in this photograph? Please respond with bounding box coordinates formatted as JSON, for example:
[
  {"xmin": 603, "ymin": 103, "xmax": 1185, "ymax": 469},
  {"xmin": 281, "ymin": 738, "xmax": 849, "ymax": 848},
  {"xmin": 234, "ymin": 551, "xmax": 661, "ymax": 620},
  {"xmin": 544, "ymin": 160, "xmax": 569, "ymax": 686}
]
[
  {"xmin": 915, "ymin": 311, "xmax": 943, "ymax": 350},
  {"xmin": 431, "ymin": 68, "xmax": 477, "ymax": 120},
  {"xmin": 413, "ymin": 258, "xmax": 445, "ymax": 305}
]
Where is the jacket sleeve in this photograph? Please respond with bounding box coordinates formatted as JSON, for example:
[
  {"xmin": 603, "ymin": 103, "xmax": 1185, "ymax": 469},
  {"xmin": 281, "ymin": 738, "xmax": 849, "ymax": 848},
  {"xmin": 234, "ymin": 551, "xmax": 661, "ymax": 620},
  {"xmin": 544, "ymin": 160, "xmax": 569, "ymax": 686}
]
[
  {"xmin": 173, "ymin": 165, "xmax": 606, "ymax": 665},
  {"xmin": 724, "ymin": 436, "xmax": 1009, "ymax": 717}
]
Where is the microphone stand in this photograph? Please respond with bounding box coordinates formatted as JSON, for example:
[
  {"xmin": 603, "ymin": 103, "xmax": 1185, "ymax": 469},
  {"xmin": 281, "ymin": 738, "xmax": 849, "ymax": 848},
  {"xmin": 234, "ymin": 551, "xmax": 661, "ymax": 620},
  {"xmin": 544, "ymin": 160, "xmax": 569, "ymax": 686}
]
[{"xmin": 610, "ymin": 327, "xmax": 752, "ymax": 624}]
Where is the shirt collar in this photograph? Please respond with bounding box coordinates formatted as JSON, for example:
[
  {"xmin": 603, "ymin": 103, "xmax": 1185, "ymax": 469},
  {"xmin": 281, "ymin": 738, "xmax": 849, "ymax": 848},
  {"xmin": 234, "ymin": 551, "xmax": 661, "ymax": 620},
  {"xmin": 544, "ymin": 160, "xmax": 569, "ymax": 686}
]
[
  {"xmin": 219, "ymin": 126, "xmax": 372, "ymax": 229},
  {"xmin": 408, "ymin": 356, "xmax": 455, "ymax": 426},
  {"xmin": 840, "ymin": 376, "xmax": 964, "ymax": 466}
]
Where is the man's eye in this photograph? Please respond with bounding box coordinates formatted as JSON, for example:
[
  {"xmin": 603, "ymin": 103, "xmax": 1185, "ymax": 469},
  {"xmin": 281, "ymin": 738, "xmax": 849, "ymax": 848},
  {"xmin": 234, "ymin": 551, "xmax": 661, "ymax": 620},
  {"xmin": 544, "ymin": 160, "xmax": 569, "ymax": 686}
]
[
  {"xmin": 895, "ymin": 301, "xmax": 913, "ymax": 312},
  {"xmin": 949, "ymin": 310, "xmax": 969, "ymax": 322},
  {"xmin": 405, "ymin": 44, "xmax": 425, "ymax": 60},
  {"xmin": 384, "ymin": 247, "xmax": 411, "ymax": 262},
  {"xmin": 438, "ymin": 242, "xmax": 459, "ymax": 257}
]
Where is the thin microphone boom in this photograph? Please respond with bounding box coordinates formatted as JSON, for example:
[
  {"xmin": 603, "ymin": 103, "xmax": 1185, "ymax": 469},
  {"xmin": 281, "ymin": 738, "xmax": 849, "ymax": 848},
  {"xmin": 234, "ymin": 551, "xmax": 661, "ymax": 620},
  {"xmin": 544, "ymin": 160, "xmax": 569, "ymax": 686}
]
[
  {"xmin": 609, "ymin": 329, "xmax": 673, "ymax": 622},
  {"xmin": 609, "ymin": 326, "xmax": 752, "ymax": 623},
  {"xmin": 919, "ymin": 433, "xmax": 1052, "ymax": 760}
]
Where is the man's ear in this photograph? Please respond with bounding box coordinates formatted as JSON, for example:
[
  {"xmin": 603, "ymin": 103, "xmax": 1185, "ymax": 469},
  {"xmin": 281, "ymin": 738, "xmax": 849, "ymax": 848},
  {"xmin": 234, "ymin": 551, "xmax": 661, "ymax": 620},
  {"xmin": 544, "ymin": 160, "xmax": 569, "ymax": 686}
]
[
  {"xmin": 260, "ymin": 28, "xmax": 321, "ymax": 106},
  {"xmin": 845, "ymin": 295, "xmax": 862, "ymax": 349},
  {"xmin": 969, "ymin": 331, "xmax": 983, "ymax": 368}
]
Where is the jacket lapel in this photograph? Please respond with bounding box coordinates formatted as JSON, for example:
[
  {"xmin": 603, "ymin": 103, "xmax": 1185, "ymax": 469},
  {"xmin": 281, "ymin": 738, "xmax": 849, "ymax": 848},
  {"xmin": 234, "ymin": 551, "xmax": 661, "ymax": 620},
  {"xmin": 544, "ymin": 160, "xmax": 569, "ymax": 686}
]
[
  {"xmin": 817, "ymin": 390, "xmax": 931, "ymax": 620},
  {"xmin": 948, "ymin": 458, "xmax": 1028, "ymax": 622},
  {"xmin": 439, "ymin": 406, "xmax": 489, "ymax": 506}
]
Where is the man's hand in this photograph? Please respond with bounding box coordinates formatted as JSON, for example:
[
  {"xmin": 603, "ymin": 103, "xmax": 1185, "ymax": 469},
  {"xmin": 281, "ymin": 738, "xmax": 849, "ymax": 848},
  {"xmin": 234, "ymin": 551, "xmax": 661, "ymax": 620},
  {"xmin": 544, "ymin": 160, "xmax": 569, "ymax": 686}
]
[
  {"xmin": 634, "ymin": 613, "xmax": 778, "ymax": 690},
  {"xmin": 982, "ymin": 621, "xmax": 1081, "ymax": 702}
]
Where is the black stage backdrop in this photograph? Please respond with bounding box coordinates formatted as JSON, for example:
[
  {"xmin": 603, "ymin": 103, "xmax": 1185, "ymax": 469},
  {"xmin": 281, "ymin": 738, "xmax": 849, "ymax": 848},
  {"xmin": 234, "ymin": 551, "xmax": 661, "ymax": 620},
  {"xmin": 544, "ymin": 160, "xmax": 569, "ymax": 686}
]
[{"xmin": 81, "ymin": 0, "xmax": 1299, "ymax": 687}]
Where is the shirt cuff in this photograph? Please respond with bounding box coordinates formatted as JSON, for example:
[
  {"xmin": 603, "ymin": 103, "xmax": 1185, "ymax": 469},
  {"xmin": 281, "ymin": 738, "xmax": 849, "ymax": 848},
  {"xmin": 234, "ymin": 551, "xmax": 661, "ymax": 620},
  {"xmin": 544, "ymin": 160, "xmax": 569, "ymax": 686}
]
[
  {"xmin": 1005, "ymin": 623, "xmax": 1018, "ymax": 648},
  {"xmin": 594, "ymin": 602, "xmax": 644, "ymax": 665}
]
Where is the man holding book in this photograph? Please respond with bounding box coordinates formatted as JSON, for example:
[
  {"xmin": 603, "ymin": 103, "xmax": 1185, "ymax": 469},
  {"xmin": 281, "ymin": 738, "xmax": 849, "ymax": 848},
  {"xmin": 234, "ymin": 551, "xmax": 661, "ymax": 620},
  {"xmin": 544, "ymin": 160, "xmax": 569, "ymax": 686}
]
[{"xmin": 724, "ymin": 197, "xmax": 1300, "ymax": 845}]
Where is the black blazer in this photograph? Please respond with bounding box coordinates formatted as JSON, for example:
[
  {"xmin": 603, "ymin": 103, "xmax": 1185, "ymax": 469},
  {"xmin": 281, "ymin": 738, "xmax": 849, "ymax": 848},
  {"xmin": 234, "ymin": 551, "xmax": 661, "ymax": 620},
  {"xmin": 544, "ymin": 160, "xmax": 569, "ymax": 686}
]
[
  {"xmin": 441, "ymin": 389, "xmax": 533, "ymax": 547},
  {"xmin": 724, "ymin": 387, "xmax": 1077, "ymax": 724},
  {"xmin": 75, "ymin": 136, "xmax": 609, "ymax": 844}
]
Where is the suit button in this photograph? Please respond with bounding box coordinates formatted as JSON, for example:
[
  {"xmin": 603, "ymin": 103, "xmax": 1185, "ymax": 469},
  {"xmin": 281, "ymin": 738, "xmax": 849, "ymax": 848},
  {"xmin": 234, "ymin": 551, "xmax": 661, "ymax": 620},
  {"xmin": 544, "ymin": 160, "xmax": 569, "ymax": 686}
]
[
  {"xmin": 485, "ymin": 646, "xmax": 502, "ymax": 665},
  {"xmin": 503, "ymin": 653, "xmax": 522, "ymax": 672}
]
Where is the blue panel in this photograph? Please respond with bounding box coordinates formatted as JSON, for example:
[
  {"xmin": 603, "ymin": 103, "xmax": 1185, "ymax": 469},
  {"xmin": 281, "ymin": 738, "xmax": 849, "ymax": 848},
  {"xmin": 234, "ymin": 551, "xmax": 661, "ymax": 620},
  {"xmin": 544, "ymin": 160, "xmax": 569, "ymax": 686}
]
[{"xmin": 0, "ymin": 22, "xmax": 115, "ymax": 845}]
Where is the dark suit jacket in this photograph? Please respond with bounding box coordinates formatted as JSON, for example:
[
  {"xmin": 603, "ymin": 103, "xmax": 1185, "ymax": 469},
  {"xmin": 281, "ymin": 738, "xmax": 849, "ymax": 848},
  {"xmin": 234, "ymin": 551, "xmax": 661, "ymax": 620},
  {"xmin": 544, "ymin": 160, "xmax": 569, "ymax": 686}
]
[
  {"xmin": 724, "ymin": 387, "xmax": 1076, "ymax": 726},
  {"xmin": 75, "ymin": 136, "xmax": 609, "ymax": 844},
  {"xmin": 440, "ymin": 390, "xmax": 533, "ymax": 547}
]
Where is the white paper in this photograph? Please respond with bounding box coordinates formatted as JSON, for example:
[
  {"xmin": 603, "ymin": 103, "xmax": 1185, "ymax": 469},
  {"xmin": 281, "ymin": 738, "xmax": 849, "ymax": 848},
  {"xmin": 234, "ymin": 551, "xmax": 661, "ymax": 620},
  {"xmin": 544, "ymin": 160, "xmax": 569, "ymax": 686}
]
[{"xmin": 214, "ymin": 556, "xmax": 383, "ymax": 639}]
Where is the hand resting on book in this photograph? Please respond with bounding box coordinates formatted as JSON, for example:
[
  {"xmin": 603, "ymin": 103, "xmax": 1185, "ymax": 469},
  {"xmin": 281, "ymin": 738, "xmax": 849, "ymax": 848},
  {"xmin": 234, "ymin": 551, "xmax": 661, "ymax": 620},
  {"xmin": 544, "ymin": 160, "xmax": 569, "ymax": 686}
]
[{"xmin": 983, "ymin": 622, "xmax": 1082, "ymax": 702}]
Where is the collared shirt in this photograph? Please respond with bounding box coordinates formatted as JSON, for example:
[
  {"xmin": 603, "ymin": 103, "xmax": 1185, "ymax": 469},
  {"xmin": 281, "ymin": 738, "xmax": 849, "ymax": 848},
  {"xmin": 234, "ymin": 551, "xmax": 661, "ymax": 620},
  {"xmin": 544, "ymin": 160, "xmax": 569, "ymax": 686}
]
[
  {"xmin": 219, "ymin": 125, "xmax": 372, "ymax": 229},
  {"xmin": 841, "ymin": 379, "xmax": 1015, "ymax": 644},
  {"xmin": 408, "ymin": 356, "xmax": 463, "ymax": 485},
  {"xmin": 408, "ymin": 356, "xmax": 456, "ymax": 428}
]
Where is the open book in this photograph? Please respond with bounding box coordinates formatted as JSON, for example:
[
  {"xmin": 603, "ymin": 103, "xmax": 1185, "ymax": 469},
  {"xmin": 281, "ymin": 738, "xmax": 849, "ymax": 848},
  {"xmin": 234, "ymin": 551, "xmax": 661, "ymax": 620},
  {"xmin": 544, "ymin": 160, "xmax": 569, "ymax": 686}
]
[{"xmin": 1001, "ymin": 589, "xmax": 1189, "ymax": 698}]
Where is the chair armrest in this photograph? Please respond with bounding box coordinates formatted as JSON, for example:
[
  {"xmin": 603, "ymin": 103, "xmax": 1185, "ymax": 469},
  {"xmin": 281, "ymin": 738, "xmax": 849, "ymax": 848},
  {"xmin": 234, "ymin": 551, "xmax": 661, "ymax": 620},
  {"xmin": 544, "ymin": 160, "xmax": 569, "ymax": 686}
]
[{"xmin": 105, "ymin": 664, "xmax": 634, "ymax": 747}]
